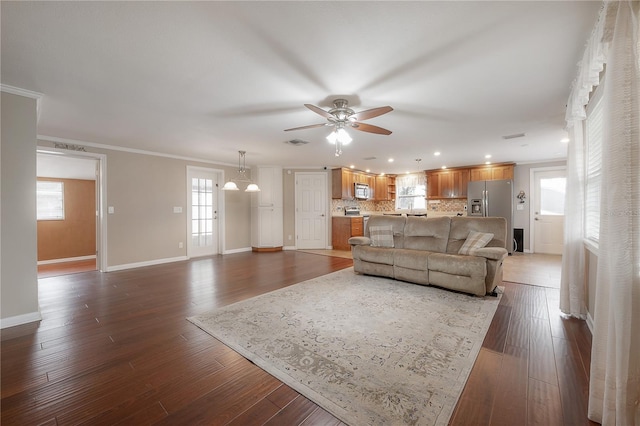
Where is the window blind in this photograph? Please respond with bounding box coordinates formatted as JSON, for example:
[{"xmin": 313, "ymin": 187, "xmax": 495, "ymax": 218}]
[{"xmin": 585, "ymin": 97, "xmax": 603, "ymax": 242}]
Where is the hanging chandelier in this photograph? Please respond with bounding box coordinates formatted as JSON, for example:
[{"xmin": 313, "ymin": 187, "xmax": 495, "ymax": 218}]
[{"xmin": 222, "ymin": 150, "xmax": 260, "ymax": 192}]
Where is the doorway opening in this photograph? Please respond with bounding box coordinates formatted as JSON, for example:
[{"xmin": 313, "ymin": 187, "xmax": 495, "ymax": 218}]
[{"xmin": 36, "ymin": 148, "xmax": 106, "ymax": 277}]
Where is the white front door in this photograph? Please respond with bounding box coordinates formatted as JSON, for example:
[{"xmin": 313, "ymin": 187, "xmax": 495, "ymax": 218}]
[
  {"xmin": 187, "ymin": 168, "xmax": 219, "ymax": 258},
  {"xmin": 532, "ymin": 168, "xmax": 566, "ymax": 254},
  {"xmin": 295, "ymin": 172, "xmax": 328, "ymax": 249}
]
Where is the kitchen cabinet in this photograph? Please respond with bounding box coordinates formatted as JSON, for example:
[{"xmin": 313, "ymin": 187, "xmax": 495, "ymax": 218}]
[
  {"xmin": 426, "ymin": 169, "xmax": 469, "ymax": 199},
  {"xmin": 374, "ymin": 175, "xmax": 388, "ymax": 200},
  {"xmin": 251, "ymin": 166, "xmax": 283, "ymax": 251},
  {"xmin": 469, "ymin": 164, "xmax": 514, "ymax": 181},
  {"xmin": 332, "ymin": 216, "xmax": 363, "ymax": 250},
  {"xmin": 332, "ymin": 168, "xmax": 354, "ymax": 199},
  {"xmin": 374, "ymin": 175, "xmax": 396, "ymax": 201}
]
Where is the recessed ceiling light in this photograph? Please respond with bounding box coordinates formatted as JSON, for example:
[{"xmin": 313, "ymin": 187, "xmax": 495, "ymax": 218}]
[
  {"xmin": 485, "ymin": 161, "xmax": 491, "ymax": 165},
  {"xmin": 350, "ymin": 165, "xmax": 355, "ymax": 169},
  {"xmin": 388, "ymin": 158, "xmax": 394, "ymax": 163},
  {"xmin": 441, "ymin": 165, "xmax": 447, "ymax": 169},
  {"xmin": 365, "ymin": 169, "xmax": 370, "ymax": 173},
  {"xmin": 380, "ymin": 172, "xmax": 385, "ymax": 176},
  {"xmin": 406, "ymin": 171, "xmax": 410, "ymax": 174},
  {"xmin": 560, "ymin": 138, "xmax": 570, "ymax": 143},
  {"xmin": 434, "ymin": 151, "xmax": 441, "ymax": 156},
  {"xmin": 485, "ymin": 154, "xmax": 492, "ymax": 159}
]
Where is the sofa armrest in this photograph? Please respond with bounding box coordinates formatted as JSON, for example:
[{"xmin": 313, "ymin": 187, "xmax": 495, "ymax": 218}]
[
  {"xmin": 472, "ymin": 247, "xmax": 508, "ymax": 261},
  {"xmin": 348, "ymin": 236, "xmax": 372, "ymax": 246}
]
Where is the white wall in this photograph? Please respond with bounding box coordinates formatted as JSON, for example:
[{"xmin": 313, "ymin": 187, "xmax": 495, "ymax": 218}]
[{"xmin": 1, "ymin": 92, "xmax": 41, "ymax": 327}]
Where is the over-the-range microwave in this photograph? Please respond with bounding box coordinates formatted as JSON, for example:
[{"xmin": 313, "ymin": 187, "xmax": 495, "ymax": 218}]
[{"xmin": 354, "ymin": 183, "xmax": 369, "ymax": 200}]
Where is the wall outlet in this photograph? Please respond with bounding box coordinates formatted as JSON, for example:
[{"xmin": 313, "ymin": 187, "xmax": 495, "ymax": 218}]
[
  {"xmin": 173, "ymin": 206, "xmax": 182, "ymax": 213},
  {"xmin": 178, "ymin": 242, "xmax": 183, "ymax": 248}
]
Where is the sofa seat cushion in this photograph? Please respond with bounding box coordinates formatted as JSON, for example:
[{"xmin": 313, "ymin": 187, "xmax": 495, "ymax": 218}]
[
  {"xmin": 393, "ymin": 249, "xmax": 431, "ymax": 270},
  {"xmin": 352, "ymin": 245, "xmax": 395, "ymax": 265},
  {"xmin": 427, "ymin": 253, "xmax": 487, "ymax": 279}
]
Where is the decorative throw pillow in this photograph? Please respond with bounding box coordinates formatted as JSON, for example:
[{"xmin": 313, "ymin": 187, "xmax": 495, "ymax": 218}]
[
  {"xmin": 458, "ymin": 230, "xmax": 494, "ymax": 255},
  {"xmin": 369, "ymin": 225, "xmax": 395, "ymax": 248}
]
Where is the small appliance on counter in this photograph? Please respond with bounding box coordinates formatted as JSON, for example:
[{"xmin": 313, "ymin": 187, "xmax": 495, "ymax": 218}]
[{"xmin": 344, "ymin": 206, "xmax": 361, "ymax": 216}]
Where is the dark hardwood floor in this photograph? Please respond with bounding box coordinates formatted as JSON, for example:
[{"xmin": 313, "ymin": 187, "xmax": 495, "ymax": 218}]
[{"xmin": 1, "ymin": 251, "xmax": 595, "ymax": 425}]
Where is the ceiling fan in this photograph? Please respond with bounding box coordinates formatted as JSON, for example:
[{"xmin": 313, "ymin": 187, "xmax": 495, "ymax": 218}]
[{"xmin": 284, "ymin": 99, "xmax": 393, "ymax": 136}]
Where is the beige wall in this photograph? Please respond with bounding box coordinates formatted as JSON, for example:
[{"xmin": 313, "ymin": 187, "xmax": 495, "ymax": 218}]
[
  {"xmin": 37, "ymin": 141, "xmax": 252, "ymax": 268},
  {"xmin": 512, "ymin": 160, "xmax": 566, "ymax": 251},
  {"xmin": 1, "ymin": 92, "xmax": 40, "ymax": 324}
]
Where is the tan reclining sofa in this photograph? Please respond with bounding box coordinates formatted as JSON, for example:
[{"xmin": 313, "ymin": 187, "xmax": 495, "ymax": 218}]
[{"xmin": 348, "ymin": 215, "xmax": 509, "ymax": 296}]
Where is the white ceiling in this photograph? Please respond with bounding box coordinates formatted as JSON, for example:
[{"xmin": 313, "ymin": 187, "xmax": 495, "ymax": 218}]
[{"xmin": 1, "ymin": 1, "xmax": 600, "ymax": 174}]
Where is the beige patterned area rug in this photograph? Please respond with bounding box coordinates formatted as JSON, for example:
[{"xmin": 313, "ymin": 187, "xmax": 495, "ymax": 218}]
[{"xmin": 188, "ymin": 268, "xmax": 501, "ymax": 425}]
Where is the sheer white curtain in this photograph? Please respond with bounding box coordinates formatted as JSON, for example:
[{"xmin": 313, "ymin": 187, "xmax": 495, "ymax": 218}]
[
  {"xmin": 566, "ymin": 2, "xmax": 640, "ymax": 425},
  {"xmin": 561, "ymin": 1, "xmax": 608, "ymax": 319},
  {"xmin": 560, "ymin": 122, "xmax": 587, "ymax": 318}
]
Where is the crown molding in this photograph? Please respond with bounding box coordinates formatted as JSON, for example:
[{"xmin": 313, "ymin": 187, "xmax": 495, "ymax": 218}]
[{"xmin": 37, "ymin": 135, "xmax": 240, "ymax": 169}]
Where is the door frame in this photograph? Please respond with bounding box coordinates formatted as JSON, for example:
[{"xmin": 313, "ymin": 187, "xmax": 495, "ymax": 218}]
[
  {"xmin": 36, "ymin": 147, "xmax": 107, "ymax": 272},
  {"xmin": 529, "ymin": 165, "xmax": 566, "ymax": 254},
  {"xmin": 186, "ymin": 165, "xmax": 225, "ymax": 257},
  {"xmin": 294, "ymin": 171, "xmax": 329, "ymax": 249}
]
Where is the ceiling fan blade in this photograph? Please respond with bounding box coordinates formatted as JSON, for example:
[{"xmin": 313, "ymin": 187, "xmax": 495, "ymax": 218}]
[
  {"xmin": 350, "ymin": 122, "xmax": 392, "ymax": 135},
  {"xmin": 284, "ymin": 123, "xmax": 330, "ymax": 132},
  {"xmin": 304, "ymin": 104, "xmax": 334, "ymax": 119},
  {"xmin": 350, "ymin": 106, "xmax": 393, "ymax": 121}
]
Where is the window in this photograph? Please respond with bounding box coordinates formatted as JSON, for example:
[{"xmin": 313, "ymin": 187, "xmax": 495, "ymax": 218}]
[
  {"xmin": 395, "ymin": 173, "xmax": 426, "ymax": 210},
  {"xmin": 585, "ymin": 95, "xmax": 603, "ymax": 242},
  {"xmin": 37, "ymin": 181, "xmax": 64, "ymax": 220},
  {"xmin": 540, "ymin": 177, "xmax": 566, "ymax": 215}
]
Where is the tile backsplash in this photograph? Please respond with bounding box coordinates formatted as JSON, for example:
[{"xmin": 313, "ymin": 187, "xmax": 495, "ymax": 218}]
[{"xmin": 332, "ymin": 198, "xmax": 467, "ymax": 214}]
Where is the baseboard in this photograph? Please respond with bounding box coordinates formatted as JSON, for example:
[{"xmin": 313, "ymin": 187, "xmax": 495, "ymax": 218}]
[
  {"xmin": 38, "ymin": 255, "xmax": 96, "ymax": 265},
  {"xmin": 1, "ymin": 310, "xmax": 42, "ymax": 329},
  {"xmin": 223, "ymin": 247, "xmax": 252, "ymax": 255},
  {"xmin": 524, "ymin": 249, "xmax": 532, "ymax": 253},
  {"xmin": 283, "ymin": 245, "xmax": 297, "ymax": 251},
  {"xmin": 105, "ymin": 256, "xmax": 188, "ymax": 272},
  {"xmin": 586, "ymin": 311, "xmax": 594, "ymax": 334}
]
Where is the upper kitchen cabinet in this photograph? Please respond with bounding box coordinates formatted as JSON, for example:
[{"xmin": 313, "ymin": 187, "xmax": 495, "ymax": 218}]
[
  {"xmin": 374, "ymin": 175, "xmax": 396, "ymax": 201},
  {"xmin": 426, "ymin": 169, "xmax": 469, "ymax": 199},
  {"xmin": 332, "ymin": 168, "xmax": 354, "ymax": 199},
  {"xmin": 469, "ymin": 163, "xmax": 514, "ymax": 181}
]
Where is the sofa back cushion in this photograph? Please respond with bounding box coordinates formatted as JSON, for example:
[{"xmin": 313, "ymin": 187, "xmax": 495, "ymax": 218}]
[
  {"xmin": 446, "ymin": 217, "xmax": 507, "ymax": 254},
  {"xmin": 403, "ymin": 216, "xmax": 451, "ymax": 252},
  {"xmin": 365, "ymin": 215, "xmax": 406, "ymax": 249}
]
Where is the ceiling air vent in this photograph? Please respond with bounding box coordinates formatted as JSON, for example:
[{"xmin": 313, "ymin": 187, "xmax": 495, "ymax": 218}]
[
  {"xmin": 285, "ymin": 139, "xmax": 310, "ymax": 146},
  {"xmin": 363, "ymin": 156, "xmax": 377, "ymax": 160},
  {"xmin": 502, "ymin": 133, "xmax": 526, "ymax": 140}
]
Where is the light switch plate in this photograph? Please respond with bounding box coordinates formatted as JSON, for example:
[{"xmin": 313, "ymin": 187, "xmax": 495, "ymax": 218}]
[
  {"xmin": 173, "ymin": 206, "xmax": 182, "ymax": 213},
  {"xmin": 108, "ymin": 206, "xmax": 114, "ymax": 214}
]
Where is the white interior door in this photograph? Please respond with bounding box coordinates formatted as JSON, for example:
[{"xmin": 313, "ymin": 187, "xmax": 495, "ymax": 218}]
[
  {"xmin": 295, "ymin": 172, "xmax": 328, "ymax": 249},
  {"xmin": 532, "ymin": 169, "xmax": 566, "ymax": 254},
  {"xmin": 187, "ymin": 167, "xmax": 219, "ymax": 257}
]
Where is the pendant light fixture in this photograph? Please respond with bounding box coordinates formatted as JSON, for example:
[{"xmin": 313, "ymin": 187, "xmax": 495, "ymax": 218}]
[{"xmin": 222, "ymin": 150, "xmax": 261, "ymax": 192}]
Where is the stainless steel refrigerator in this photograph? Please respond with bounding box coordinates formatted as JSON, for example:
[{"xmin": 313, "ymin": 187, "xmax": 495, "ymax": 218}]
[{"xmin": 467, "ymin": 179, "xmax": 514, "ymax": 254}]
